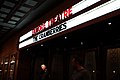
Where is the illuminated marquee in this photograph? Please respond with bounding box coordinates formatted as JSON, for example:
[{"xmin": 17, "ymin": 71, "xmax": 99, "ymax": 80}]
[
  {"xmin": 19, "ymin": 0, "xmax": 100, "ymax": 42},
  {"xmin": 33, "ymin": 22, "xmax": 67, "ymax": 42},
  {"xmin": 32, "ymin": 0, "xmax": 101, "ymax": 35},
  {"xmin": 19, "ymin": 0, "xmax": 120, "ymax": 48},
  {"xmin": 32, "ymin": 7, "xmax": 72, "ymax": 35}
]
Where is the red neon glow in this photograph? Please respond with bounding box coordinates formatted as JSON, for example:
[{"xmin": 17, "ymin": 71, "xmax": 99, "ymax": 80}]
[
  {"xmin": 32, "ymin": 7, "xmax": 72, "ymax": 35},
  {"xmin": 32, "ymin": 23, "xmax": 46, "ymax": 34},
  {"xmin": 64, "ymin": 7, "xmax": 72, "ymax": 19}
]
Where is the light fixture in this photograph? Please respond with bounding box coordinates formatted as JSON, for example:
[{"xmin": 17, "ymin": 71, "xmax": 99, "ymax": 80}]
[
  {"xmin": 108, "ymin": 22, "xmax": 111, "ymax": 25},
  {"xmin": 11, "ymin": 60, "xmax": 15, "ymax": 64},
  {"xmin": 10, "ymin": 70, "xmax": 13, "ymax": 72},
  {"xmin": 64, "ymin": 36, "xmax": 67, "ymax": 39},
  {"xmin": 81, "ymin": 42, "xmax": 83, "ymax": 45},
  {"xmin": 27, "ymin": 49, "xmax": 29, "ymax": 51},
  {"xmin": 113, "ymin": 70, "xmax": 116, "ymax": 74},
  {"xmin": 41, "ymin": 44, "xmax": 43, "ymax": 47},
  {"xmin": 5, "ymin": 62, "xmax": 8, "ymax": 64},
  {"xmin": 93, "ymin": 70, "xmax": 95, "ymax": 73}
]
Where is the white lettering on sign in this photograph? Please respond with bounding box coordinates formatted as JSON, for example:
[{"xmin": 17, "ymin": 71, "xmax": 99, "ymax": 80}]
[
  {"xmin": 19, "ymin": 0, "xmax": 120, "ymax": 48},
  {"xmin": 32, "ymin": 0, "xmax": 100, "ymax": 35},
  {"xmin": 19, "ymin": 0, "xmax": 100, "ymax": 42},
  {"xmin": 32, "ymin": 7, "xmax": 72, "ymax": 35},
  {"xmin": 33, "ymin": 22, "xmax": 67, "ymax": 42}
]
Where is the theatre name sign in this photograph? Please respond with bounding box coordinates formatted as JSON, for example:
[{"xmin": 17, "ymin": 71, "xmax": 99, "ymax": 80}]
[{"xmin": 19, "ymin": 0, "xmax": 120, "ymax": 48}]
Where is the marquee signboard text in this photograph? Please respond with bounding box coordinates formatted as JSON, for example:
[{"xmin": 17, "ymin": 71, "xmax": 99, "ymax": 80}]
[{"xmin": 19, "ymin": 0, "xmax": 120, "ymax": 48}]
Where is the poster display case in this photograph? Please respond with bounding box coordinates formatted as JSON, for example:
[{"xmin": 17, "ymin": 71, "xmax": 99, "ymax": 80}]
[
  {"xmin": 0, "ymin": 59, "xmax": 3, "ymax": 80},
  {"xmin": 0, "ymin": 53, "xmax": 17, "ymax": 80},
  {"xmin": 4, "ymin": 56, "xmax": 9, "ymax": 80},
  {"xmin": 9, "ymin": 54, "xmax": 16, "ymax": 80}
]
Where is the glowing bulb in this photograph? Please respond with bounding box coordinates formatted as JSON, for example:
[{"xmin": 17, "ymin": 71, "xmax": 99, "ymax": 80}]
[
  {"xmin": 64, "ymin": 37, "xmax": 67, "ymax": 39},
  {"xmin": 113, "ymin": 70, "xmax": 115, "ymax": 74},
  {"xmin": 108, "ymin": 22, "xmax": 111, "ymax": 25},
  {"xmin": 81, "ymin": 42, "xmax": 83, "ymax": 45},
  {"xmin": 93, "ymin": 70, "xmax": 95, "ymax": 73},
  {"xmin": 41, "ymin": 44, "xmax": 43, "ymax": 46}
]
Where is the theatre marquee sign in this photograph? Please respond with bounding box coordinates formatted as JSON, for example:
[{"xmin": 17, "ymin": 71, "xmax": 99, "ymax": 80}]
[
  {"xmin": 33, "ymin": 22, "xmax": 67, "ymax": 42},
  {"xmin": 19, "ymin": 0, "xmax": 120, "ymax": 48}
]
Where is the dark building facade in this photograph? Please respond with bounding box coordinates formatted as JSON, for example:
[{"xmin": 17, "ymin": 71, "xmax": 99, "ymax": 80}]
[{"xmin": 0, "ymin": 0, "xmax": 120, "ymax": 80}]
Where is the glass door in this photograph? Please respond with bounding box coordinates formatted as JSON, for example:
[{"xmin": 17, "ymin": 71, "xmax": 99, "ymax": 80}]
[
  {"xmin": 9, "ymin": 54, "xmax": 16, "ymax": 80},
  {"xmin": 3, "ymin": 57, "xmax": 9, "ymax": 80},
  {"xmin": 0, "ymin": 58, "xmax": 3, "ymax": 80}
]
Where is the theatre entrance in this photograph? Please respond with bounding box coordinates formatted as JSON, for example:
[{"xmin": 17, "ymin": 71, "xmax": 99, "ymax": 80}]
[{"xmin": 17, "ymin": 15, "xmax": 120, "ymax": 80}]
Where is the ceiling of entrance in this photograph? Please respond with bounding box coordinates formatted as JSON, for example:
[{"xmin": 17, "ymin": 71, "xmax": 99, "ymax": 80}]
[{"xmin": 0, "ymin": 0, "xmax": 65, "ymax": 45}]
